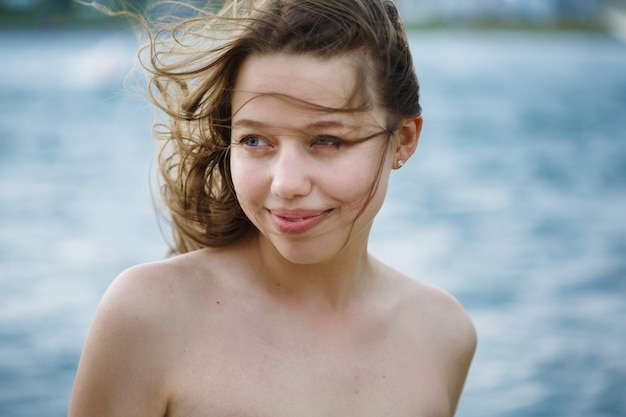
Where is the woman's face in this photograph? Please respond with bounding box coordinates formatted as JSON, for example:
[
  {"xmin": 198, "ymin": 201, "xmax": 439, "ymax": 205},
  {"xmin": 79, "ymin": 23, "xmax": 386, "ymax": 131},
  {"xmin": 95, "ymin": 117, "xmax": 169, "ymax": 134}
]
[{"xmin": 229, "ymin": 53, "xmax": 395, "ymax": 265}]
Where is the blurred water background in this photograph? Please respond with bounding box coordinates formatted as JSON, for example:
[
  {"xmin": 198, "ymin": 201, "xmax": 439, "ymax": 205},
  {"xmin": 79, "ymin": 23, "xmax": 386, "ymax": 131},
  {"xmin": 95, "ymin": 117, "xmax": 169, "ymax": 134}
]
[{"xmin": 1, "ymin": 1, "xmax": 626, "ymax": 416}]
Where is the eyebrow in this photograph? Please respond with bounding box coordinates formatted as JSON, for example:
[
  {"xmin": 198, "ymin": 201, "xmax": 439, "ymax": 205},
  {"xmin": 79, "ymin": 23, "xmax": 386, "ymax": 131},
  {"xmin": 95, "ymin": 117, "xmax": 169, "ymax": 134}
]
[{"xmin": 231, "ymin": 118, "xmax": 358, "ymax": 131}]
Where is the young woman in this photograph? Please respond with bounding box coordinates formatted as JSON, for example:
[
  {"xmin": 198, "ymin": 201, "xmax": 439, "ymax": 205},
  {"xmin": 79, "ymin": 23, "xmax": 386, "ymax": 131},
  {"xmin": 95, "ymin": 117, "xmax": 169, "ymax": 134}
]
[{"xmin": 69, "ymin": 1, "xmax": 476, "ymax": 416}]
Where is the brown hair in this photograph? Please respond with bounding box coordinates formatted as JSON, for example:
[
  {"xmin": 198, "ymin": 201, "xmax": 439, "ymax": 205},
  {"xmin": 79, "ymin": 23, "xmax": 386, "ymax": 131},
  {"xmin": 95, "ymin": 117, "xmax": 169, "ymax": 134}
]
[{"xmin": 139, "ymin": 0, "xmax": 421, "ymax": 254}]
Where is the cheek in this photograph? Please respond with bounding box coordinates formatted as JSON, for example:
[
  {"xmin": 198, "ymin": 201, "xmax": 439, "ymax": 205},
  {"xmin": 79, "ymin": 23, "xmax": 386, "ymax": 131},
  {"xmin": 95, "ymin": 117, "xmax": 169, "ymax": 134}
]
[
  {"xmin": 352, "ymin": 170, "xmax": 389, "ymax": 216},
  {"xmin": 230, "ymin": 154, "xmax": 267, "ymax": 208},
  {"xmin": 328, "ymin": 170, "xmax": 370, "ymax": 205},
  {"xmin": 341, "ymin": 145, "xmax": 392, "ymax": 200},
  {"xmin": 327, "ymin": 158, "xmax": 389, "ymax": 212}
]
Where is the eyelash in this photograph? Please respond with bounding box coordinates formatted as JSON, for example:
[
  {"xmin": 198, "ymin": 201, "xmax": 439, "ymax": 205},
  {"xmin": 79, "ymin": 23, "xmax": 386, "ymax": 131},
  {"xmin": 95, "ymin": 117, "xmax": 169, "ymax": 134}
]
[
  {"xmin": 236, "ymin": 135, "xmax": 345, "ymax": 149},
  {"xmin": 313, "ymin": 136, "xmax": 344, "ymax": 148},
  {"xmin": 238, "ymin": 135, "xmax": 267, "ymax": 147}
]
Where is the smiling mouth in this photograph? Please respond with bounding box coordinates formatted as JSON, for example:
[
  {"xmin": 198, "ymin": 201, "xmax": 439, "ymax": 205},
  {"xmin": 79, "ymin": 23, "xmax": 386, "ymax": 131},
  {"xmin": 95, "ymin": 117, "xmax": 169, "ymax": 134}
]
[{"xmin": 269, "ymin": 209, "xmax": 332, "ymax": 234}]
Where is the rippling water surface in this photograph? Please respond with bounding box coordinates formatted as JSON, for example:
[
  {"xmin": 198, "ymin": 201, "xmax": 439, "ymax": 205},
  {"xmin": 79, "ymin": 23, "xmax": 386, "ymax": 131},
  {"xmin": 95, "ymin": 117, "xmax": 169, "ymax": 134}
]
[{"xmin": 0, "ymin": 27, "xmax": 625, "ymax": 417}]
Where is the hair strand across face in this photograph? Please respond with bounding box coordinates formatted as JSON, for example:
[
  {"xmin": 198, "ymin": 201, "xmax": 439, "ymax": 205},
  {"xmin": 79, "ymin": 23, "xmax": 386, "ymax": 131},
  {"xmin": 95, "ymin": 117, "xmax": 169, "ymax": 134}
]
[{"xmin": 136, "ymin": 0, "xmax": 421, "ymax": 254}]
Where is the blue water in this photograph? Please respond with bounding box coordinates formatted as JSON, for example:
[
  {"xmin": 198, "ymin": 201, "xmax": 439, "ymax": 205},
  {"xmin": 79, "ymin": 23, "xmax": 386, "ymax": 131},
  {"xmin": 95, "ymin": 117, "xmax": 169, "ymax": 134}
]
[{"xmin": 1, "ymin": 27, "xmax": 625, "ymax": 417}]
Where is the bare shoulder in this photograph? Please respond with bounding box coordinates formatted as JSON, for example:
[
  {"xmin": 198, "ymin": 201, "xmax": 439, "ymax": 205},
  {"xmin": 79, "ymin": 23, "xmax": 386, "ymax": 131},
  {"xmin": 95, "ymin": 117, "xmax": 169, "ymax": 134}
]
[
  {"xmin": 69, "ymin": 249, "xmax": 219, "ymax": 417},
  {"xmin": 376, "ymin": 260, "xmax": 474, "ymax": 341},
  {"xmin": 90, "ymin": 251, "xmax": 209, "ymax": 333},
  {"xmin": 396, "ymin": 273, "xmax": 477, "ymax": 364},
  {"xmin": 109, "ymin": 249, "xmax": 216, "ymax": 307},
  {"xmin": 375, "ymin": 261, "xmax": 476, "ymax": 348},
  {"xmin": 376, "ymin": 263, "xmax": 477, "ymax": 412},
  {"xmin": 411, "ymin": 279, "xmax": 476, "ymax": 348}
]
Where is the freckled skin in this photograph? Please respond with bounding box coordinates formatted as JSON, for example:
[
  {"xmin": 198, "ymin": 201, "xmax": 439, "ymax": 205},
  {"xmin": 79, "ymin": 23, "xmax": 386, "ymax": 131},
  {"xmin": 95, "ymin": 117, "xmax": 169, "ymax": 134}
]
[{"xmin": 68, "ymin": 53, "xmax": 476, "ymax": 417}]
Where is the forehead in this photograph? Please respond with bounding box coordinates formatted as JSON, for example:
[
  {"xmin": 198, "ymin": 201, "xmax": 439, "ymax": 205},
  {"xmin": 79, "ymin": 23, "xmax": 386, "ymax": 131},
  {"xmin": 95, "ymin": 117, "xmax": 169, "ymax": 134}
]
[
  {"xmin": 233, "ymin": 53, "xmax": 360, "ymax": 110},
  {"xmin": 231, "ymin": 53, "xmax": 385, "ymax": 130}
]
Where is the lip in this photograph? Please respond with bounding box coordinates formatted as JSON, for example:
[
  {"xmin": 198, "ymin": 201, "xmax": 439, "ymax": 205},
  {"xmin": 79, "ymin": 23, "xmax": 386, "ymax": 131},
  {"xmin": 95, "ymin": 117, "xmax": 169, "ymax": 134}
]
[{"xmin": 269, "ymin": 208, "xmax": 332, "ymax": 234}]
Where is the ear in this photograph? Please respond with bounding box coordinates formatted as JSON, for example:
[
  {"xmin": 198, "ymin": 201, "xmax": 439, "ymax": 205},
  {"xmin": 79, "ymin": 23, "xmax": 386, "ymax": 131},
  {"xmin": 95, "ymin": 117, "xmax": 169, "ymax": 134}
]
[{"xmin": 393, "ymin": 115, "xmax": 422, "ymax": 169}]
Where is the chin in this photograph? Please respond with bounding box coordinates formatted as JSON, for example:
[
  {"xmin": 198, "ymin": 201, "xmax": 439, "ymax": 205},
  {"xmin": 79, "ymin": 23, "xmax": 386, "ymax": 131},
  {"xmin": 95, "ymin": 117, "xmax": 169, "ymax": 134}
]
[
  {"xmin": 267, "ymin": 229, "xmax": 366, "ymax": 267},
  {"xmin": 273, "ymin": 242, "xmax": 339, "ymax": 266}
]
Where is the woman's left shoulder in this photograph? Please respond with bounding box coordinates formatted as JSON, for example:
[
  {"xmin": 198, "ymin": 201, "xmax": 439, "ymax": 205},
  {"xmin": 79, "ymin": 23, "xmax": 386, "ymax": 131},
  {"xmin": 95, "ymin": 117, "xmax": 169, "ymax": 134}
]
[
  {"xmin": 396, "ymin": 274, "xmax": 477, "ymax": 408},
  {"xmin": 381, "ymin": 266, "xmax": 477, "ymax": 357},
  {"xmin": 373, "ymin": 262, "xmax": 476, "ymax": 410},
  {"xmin": 411, "ymin": 278, "xmax": 475, "ymax": 345}
]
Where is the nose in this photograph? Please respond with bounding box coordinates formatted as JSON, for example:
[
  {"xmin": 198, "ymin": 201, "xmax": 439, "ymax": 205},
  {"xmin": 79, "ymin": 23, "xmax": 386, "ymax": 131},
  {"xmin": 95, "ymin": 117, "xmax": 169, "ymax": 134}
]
[{"xmin": 270, "ymin": 145, "xmax": 312, "ymax": 199}]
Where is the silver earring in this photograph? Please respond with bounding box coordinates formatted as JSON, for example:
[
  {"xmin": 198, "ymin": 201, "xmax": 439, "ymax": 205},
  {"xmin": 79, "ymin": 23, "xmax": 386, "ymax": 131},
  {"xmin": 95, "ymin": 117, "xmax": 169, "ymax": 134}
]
[{"xmin": 397, "ymin": 160, "xmax": 404, "ymax": 168}]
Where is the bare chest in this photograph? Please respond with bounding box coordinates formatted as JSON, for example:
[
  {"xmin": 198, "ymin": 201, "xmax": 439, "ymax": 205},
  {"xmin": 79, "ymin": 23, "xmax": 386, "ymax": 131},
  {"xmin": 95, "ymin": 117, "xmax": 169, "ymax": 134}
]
[{"xmin": 163, "ymin": 318, "xmax": 451, "ymax": 417}]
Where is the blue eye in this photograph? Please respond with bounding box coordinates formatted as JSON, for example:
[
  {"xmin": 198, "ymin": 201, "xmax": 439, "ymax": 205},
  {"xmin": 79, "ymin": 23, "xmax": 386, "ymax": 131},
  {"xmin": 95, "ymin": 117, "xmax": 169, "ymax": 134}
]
[
  {"xmin": 314, "ymin": 136, "xmax": 343, "ymax": 148},
  {"xmin": 240, "ymin": 135, "xmax": 267, "ymax": 147}
]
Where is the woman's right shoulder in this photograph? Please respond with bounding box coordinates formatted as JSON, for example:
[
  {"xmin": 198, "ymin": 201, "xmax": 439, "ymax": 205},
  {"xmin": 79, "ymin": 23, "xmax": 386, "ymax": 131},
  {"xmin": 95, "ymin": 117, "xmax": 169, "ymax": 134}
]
[
  {"xmin": 69, "ymin": 250, "xmax": 219, "ymax": 416},
  {"xmin": 98, "ymin": 249, "xmax": 221, "ymax": 325}
]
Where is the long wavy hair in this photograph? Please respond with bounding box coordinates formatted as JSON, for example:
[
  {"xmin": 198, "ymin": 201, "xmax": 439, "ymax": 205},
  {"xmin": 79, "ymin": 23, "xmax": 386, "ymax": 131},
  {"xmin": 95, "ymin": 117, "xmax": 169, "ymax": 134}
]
[{"xmin": 135, "ymin": 0, "xmax": 421, "ymax": 254}]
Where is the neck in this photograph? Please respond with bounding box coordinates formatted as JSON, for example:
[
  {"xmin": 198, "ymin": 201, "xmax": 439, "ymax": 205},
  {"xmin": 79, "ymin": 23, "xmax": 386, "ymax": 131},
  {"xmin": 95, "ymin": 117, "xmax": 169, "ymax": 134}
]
[{"xmin": 246, "ymin": 232, "xmax": 377, "ymax": 311}]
